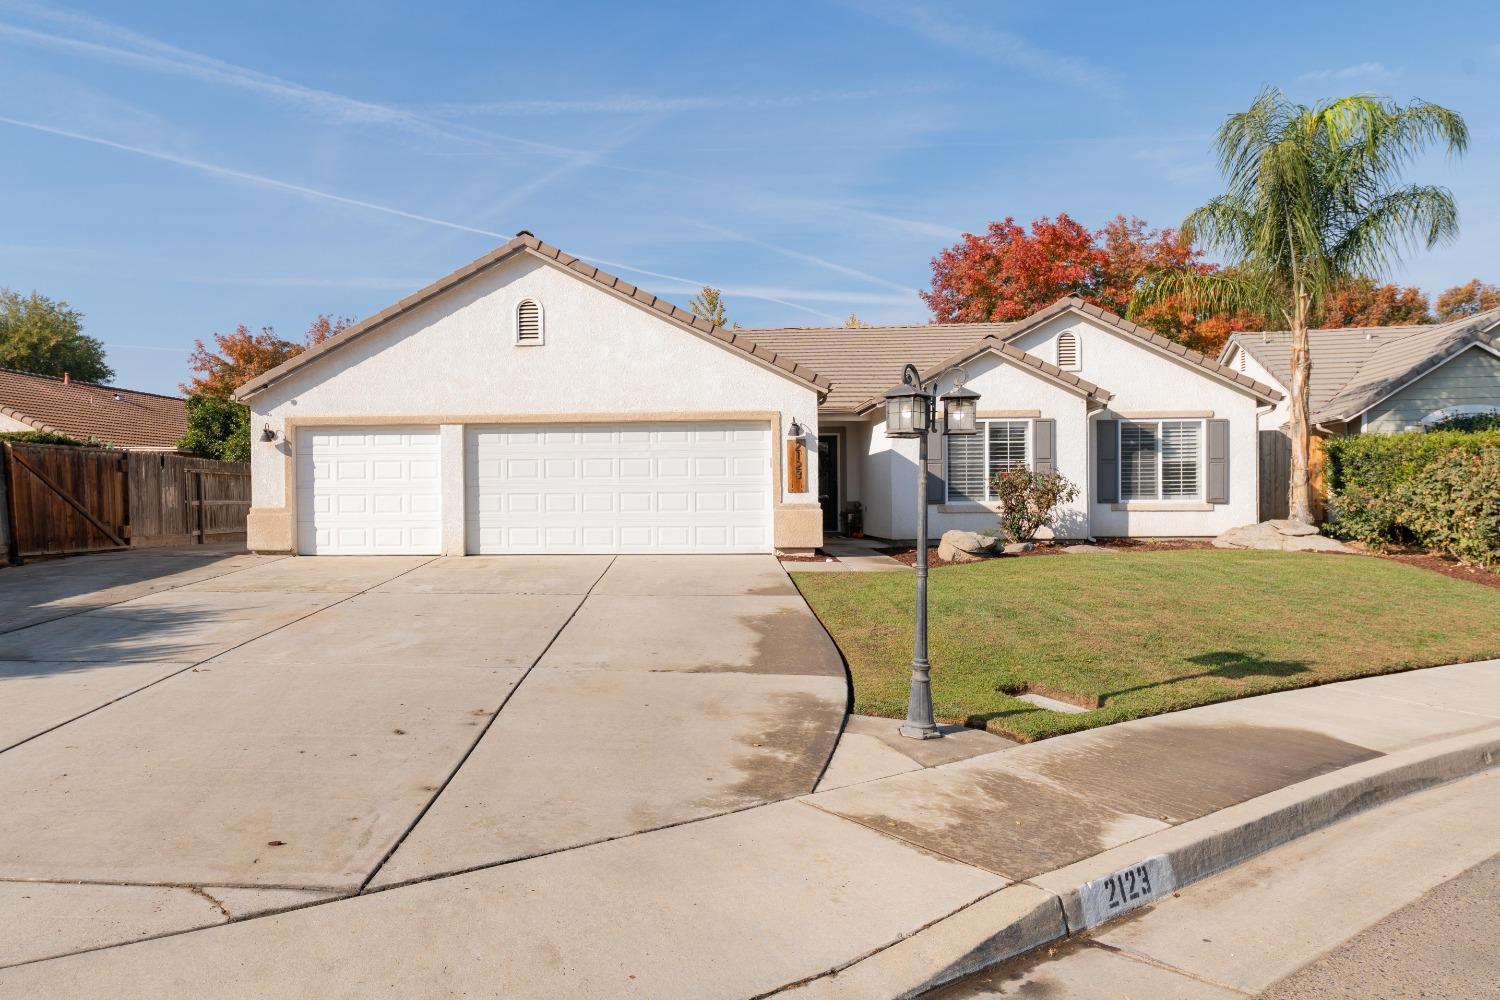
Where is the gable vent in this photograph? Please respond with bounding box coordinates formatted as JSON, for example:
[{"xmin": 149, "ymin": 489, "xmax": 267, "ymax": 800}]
[
  {"xmin": 1056, "ymin": 330, "xmax": 1080, "ymax": 370},
  {"xmin": 1237, "ymin": 349, "xmax": 1247, "ymax": 372},
  {"xmin": 516, "ymin": 299, "xmax": 543, "ymax": 345}
]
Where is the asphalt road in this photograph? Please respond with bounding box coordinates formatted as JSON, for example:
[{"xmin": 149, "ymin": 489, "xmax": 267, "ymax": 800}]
[{"xmin": 1261, "ymin": 855, "xmax": 1499, "ymax": 999}]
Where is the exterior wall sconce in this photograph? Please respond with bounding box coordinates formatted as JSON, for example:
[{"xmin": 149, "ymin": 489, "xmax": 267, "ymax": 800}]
[
  {"xmin": 880, "ymin": 364, "xmax": 982, "ymax": 740},
  {"xmin": 260, "ymin": 425, "xmax": 278, "ymax": 443}
]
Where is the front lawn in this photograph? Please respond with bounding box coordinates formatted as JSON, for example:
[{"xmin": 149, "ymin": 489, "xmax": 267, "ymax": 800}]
[{"xmin": 791, "ymin": 550, "xmax": 1500, "ymax": 742}]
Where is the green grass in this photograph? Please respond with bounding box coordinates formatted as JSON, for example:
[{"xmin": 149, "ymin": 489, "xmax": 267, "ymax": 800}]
[{"xmin": 792, "ymin": 550, "xmax": 1500, "ymax": 742}]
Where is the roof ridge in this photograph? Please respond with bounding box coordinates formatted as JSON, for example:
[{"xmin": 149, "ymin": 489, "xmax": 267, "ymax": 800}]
[{"xmin": 0, "ymin": 367, "xmax": 184, "ymax": 402}]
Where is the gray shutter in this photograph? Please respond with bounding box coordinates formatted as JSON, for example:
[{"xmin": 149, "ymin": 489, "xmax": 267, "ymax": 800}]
[
  {"xmin": 1033, "ymin": 419, "xmax": 1056, "ymax": 474},
  {"xmin": 1096, "ymin": 420, "xmax": 1119, "ymax": 503},
  {"xmin": 1206, "ymin": 418, "xmax": 1230, "ymax": 504},
  {"xmin": 924, "ymin": 424, "xmax": 945, "ymax": 503}
]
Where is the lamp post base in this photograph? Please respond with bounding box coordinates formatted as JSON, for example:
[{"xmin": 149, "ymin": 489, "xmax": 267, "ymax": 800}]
[{"xmin": 899, "ymin": 721, "xmax": 943, "ymax": 740}]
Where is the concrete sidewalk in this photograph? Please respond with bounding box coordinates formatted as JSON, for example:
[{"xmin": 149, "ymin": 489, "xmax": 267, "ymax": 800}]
[{"xmin": 3, "ymin": 659, "xmax": 1495, "ymax": 998}]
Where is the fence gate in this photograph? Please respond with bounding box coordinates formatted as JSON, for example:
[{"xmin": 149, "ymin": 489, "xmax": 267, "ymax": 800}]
[
  {"xmin": 1257, "ymin": 430, "xmax": 1291, "ymax": 521},
  {"xmin": 1, "ymin": 441, "xmax": 129, "ymax": 560}
]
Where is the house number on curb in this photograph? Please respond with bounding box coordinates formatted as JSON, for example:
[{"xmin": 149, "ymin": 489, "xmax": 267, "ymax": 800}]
[{"xmin": 1076, "ymin": 854, "xmax": 1176, "ymax": 929}]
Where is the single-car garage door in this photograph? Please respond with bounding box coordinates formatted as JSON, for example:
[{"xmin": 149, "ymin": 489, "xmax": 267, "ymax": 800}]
[
  {"xmin": 297, "ymin": 427, "xmax": 441, "ymax": 554},
  {"xmin": 467, "ymin": 422, "xmax": 772, "ymax": 553}
]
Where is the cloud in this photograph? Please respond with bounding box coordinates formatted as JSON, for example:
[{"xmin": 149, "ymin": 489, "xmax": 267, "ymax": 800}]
[
  {"xmin": 429, "ymin": 86, "xmax": 943, "ymax": 117},
  {"xmin": 689, "ymin": 221, "xmax": 915, "ymax": 293},
  {"xmin": 834, "ymin": 0, "xmax": 1120, "ymax": 97},
  {"xmin": 1296, "ymin": 62, "xmax": 1394, "ymax": 83}
]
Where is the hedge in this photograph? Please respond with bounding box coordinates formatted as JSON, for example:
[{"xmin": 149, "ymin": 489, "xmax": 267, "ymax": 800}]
[
  {"xmin": 1325, "ymin": 429, "xmax": 1500, "ymax": 568},
  {"xmin": 0, "ymin": 430, "xmax": 91, "ymax": 447}
]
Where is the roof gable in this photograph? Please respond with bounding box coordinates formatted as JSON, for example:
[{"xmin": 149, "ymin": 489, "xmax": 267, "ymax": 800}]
[{"xmin": 234, "ymin": 234, "xmax": 830, "ymax": 401}]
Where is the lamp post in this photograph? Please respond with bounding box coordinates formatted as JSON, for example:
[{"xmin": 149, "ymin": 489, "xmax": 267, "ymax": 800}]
[{"xmin": 883, "ymin": 364, "xmax": 979, "ymax": 739}]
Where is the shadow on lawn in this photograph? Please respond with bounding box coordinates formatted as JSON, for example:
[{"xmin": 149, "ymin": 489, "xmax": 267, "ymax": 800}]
[{"xmin": 1098, "ymin": 650, "xmax": 1311, "ymax": 707}]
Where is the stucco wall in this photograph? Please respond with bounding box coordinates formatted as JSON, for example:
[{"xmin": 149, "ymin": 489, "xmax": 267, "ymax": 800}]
[
  {"xmin": 1225, "ymin": 345, "xmax": 1290, "ymax": 432},
  {"xmin": 1012, "ymin": 314, "xmax": 1262, "ymax": 536},
  {"xmin": 1362, "ymin": 345, "xmax": 1500, "ymax": 433},
  {"xmin": 246, "ymin": 253, "xmax": 822, "ymax": 553},
  {"xmin": 0, "ymin": 413, "xmax": 34, "ymax": 433}
]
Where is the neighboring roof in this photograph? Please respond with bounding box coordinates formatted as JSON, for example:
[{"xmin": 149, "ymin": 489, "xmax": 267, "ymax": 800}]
[
  {"xmin": 1224, "ymin": 309, "xmax": 1500, "ymax": 423},
  {"xmin": 0, "ymin": 369, "xmax": 188, "ymax": 449},
  {"xmin": 234, "ymin": 233, "xmax": 831, "ymax": 401},
  {"xmin": 1003, "ymin": 298, "xmax": 1282, "ymax": 401},
  {"xmin": 738, "ymin": 323, "xmax": 1011, "ymax": 412}
]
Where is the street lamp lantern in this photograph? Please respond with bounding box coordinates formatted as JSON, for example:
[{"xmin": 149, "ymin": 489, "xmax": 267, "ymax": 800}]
[
  {"xmin": 880, "ymin": 363, "xmax": 980, "ymax": 740},
  {"xmin": 882, "ymin": 382, "xmax": 928, "ymax": 438}
]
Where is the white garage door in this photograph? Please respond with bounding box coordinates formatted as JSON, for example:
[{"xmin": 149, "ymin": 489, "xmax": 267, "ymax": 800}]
[
  {"xmin": 467, "ymin": 422, "xmax": 772, "ymax": 554},
  {"xmin": 296, "ymin": 427, "xmax": 441, "ymax": 554}
]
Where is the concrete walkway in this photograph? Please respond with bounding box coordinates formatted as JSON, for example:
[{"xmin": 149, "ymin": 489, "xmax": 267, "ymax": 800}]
[{"xmin": 0, "ymin": 550, "xmax": 1496, "ymax": 997}]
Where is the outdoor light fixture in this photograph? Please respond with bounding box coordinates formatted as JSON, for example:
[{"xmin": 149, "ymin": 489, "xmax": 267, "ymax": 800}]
[
  {"xmin": 787, "ymin": 418, "xmax": 803, "ymax": 439},
  {"xmin": 260, "ymin": 425, "xmax": 278, "ymax": 443},
  {"xmin": 881, "ymin": 363, "xmax": 981, "ymax": 739}
]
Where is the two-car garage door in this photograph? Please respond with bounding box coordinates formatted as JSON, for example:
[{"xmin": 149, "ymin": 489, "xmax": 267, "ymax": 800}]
[{"xmin": 296, "ymin": 421, "xmax": 772, "ymax": 555}]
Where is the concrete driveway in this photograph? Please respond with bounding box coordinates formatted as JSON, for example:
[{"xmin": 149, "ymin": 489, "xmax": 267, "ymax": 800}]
[{"xmin": 0, "ymin": 550, "xmax": 846, "ymax": 967}]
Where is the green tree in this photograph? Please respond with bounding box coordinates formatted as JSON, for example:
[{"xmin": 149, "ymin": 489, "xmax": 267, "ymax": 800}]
[
  {"xmin": 0, "ymin": 289, "xmax": 113, "ymax": 382},
  {"xmin": 179, "ymin": 393, "xmax": 251, "ymax": 462},
  {"xmin": 1132, "ymin": 89, "xmax": 1467, "ymax": 523},
  {"xmin": 689, "ymin": 286, "xmax": 735, "ymax": 327}
]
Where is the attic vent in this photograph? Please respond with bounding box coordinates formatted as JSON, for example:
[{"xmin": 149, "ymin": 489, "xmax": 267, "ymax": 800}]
[
  {"xmin": 516, "ymin": 299, "xmax": 544, "ymax": 345},
  {"xmin": 1237, "ymin": 349, "xmax": 1247, "ymax": 372},
  {"xmin": 1056, "ymin": 331, "xmax": 1080, "ymax": 370}
]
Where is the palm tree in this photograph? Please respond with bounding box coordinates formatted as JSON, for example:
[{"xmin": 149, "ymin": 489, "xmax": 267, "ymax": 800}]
[{"xmin": 1131, "ymin": 89, "xmax": 1467, "ymax": 524}]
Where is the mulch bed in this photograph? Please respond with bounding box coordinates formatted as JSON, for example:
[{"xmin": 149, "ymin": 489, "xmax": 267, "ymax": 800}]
[
  {"xmin": 779, "ymin": 550, "xmax": 840, "ymax": 563},
  {"xmin": 1086, "ymin": 536, "xmax": 1217, "ymax": 551},
  {"xmin": 1365, "ymin": 548, "xmax": 1500, "ymax": 591},
  {"xmin": 878, "ymin": 543, "xmax": 1067, "ymax": 568}
]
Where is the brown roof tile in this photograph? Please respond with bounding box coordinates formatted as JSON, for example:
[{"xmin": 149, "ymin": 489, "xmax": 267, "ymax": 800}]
[{"xmin": 0, "ymin": 369, "xmax": 187, "ymax": 450}]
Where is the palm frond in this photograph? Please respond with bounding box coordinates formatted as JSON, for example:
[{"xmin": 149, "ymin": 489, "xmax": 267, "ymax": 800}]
[{"xmin": 1129, "ymin": 268, "xmax": 1282, "ymax": 325}]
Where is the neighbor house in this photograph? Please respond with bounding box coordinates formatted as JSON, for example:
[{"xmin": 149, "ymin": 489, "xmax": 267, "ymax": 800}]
[
  {"xmin": 1221, "ymin": 310, "xmax": 1500, "ymax": 435},
  {"xmin": 234, "ymin": 234, "xmax": 1282, "ymax": 556},
  {"xmin": 0, "ymin": 368, "xmax": 189, "ymax": 451}
]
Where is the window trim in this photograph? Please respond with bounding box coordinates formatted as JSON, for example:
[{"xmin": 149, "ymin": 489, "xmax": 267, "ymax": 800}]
[
  {"xmin": 515, "ymin": 298, "xmax": 545, "ymax": 346},
  {"xmin": 945, "ymin": 418, "xmax": 1032, "ymax": 504},
  {"xmin": 1118, "ymin": 418, "xmax": 1205, "ymax": 502}
]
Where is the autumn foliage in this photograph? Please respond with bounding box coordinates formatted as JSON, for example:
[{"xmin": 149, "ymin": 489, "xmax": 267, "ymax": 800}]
[
  {"xmin": 182, "ymin": 315, "xmax": 352, "ymax": 398},
  {"xmin": 1435, "ymin": 280, "xmax": 1500, "ymax": 321}
]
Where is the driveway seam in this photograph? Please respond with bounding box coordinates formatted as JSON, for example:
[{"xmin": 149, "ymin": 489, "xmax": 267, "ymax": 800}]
[
  {"xmin": 0, "ymin": 553, "xmax": 293, "ymax": 637},
  {"xmin": 0, "ymin": 557, "xmax": 439, "ymax": 756},
  {"xmin": 354, "ymin": 555, "xmax": 618, "ymax": 894}
]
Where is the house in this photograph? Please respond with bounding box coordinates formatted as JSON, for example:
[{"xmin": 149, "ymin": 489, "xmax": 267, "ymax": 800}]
[
  {"xmin": 234, "ymin": 234, "xmax": 1281, "ymax": 556},
  {"xmin": 0, "ymin": 369, "xmax": 189, "ymax": 451},
  {"xmin": 1221, "ymin": 310, "xmax": 1500, "ymax": 435}
]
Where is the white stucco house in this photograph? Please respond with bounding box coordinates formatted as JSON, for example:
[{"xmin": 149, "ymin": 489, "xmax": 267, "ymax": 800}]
[{"xmin": 235, "ymin": 234, "xmax": 1282, "ymax": 556}]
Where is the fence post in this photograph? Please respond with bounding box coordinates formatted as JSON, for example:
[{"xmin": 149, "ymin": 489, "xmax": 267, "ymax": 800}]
[{"xmin": 0, "ymin": 442, "xmax": 16, "ymax": 565}]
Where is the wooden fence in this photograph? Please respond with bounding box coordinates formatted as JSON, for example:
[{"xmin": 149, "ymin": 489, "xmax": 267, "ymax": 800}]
[
  {"xmin": 1257, "ymin": 430, "xmax": 1291, "ymax": 522},
  {"xmin": 1, "ymin": 441, "xmax": 249, "ymax": 562}
]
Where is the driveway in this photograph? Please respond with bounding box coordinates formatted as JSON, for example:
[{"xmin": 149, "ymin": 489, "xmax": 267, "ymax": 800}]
[{"xmin": 0, "ymin": 550, "xmax": 847, "ymax": 967}]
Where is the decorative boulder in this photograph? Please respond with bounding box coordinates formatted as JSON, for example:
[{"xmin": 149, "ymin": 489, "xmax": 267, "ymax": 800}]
[
  {"xmin": 937, "ymin": 530, "xmax": 996, "ymax": 563},
  {"xmin": 1213, "ymin": 521, "xmax": 1352, "ymax": 553},
  {"xmin": 1002, "ymin": 541, "xmax": 1035, "ymax": 555}
]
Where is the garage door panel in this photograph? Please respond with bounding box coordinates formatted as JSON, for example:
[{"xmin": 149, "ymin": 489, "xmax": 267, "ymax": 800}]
[
  {"xmin": 466, "ymin": 421, "xmax": 772, "ymax": 554},
  {"xmin": 297, "ymin": 427, "xmax": 441, "ymax": 555}
]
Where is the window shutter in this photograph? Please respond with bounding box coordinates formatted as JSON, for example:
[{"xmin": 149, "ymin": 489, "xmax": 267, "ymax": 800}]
[
  {"xmin": 1096, "ymin": 420, "xmax": 1119, "ymax": 503},
  {"xmin": 925, "ymin": 424, "xmax": 945, "ymax": 504},
  {"xmin": 1033, "ymin": 419, "xmax": 1056, "ymax": 474},
  {"xmin": 1206, "ymin": 418, "xmax": 1230, "ymax": 504}
]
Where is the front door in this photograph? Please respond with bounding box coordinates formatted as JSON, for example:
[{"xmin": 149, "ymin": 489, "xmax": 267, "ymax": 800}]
[{"xmin": 817, "ymin": 434, "xmax": 839, "ymax": 534}]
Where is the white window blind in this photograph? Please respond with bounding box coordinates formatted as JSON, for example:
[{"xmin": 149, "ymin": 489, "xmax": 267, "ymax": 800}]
[
  {"xmin": 946, "ymin": 420, "xmax": 1029, "ymax": 502},
  {"xmin": 1120, "ymin": 420, "xmax": 1202, "ymax": 501}
]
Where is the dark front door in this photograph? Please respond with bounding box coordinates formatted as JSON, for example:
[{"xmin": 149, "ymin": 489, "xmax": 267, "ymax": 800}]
[{"xmin": 817, "ymin": 435, "xmax": 839, "ymax": 533}]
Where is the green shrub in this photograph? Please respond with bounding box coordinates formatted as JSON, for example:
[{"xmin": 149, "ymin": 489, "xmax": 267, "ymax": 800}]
[
  {"xmin": 0, "ymin": 429, "xmax": 92, "ymax": 447},
  {"xmin": 1426, "ymin": 410, "xmax": 1500, "ymax": 433},
  {"xmin": 1325, "ymin": 429, "xmax": 1500, "ymax": 567},
  {"xmin": 991, "ymin": 468, "xmax": 1079, "ymax": 542}
]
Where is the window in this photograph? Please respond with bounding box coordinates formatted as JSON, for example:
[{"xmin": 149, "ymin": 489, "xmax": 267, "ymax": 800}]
[
  {"xmin": 1056, "ymin": 331, "xmax": 1080, "ymax": 370},
  {"xmin": 946, "ymin": 420, "xmax": 1029, "ymax": 502},
  {"xmin": 516, "ymin": 299, "xmax": 544, "ymax": 345},
  {"xmin": 1120, "ymin": 420, "xmax": 1202, "ymax": 501}
]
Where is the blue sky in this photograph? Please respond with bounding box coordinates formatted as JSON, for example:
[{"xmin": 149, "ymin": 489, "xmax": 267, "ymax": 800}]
[{"xmin": 2, "ymin": 0, "xmax": 1496, "ymax": 395}]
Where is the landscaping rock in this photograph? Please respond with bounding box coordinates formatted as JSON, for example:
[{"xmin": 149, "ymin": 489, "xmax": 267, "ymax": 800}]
[
  {"xmin": 1061, "ymin": 544, "xmax": 1118, "ymax": 555},
  {"xmin": 938, "ymin": 531, "xmax": 996, "ymax": 564},
  {"xmin": 1269, "ymin": 518, "xmax": 1320, "ymax": 537},
  {"xmin": 1214, "ymin": 522, "xmax": 1352, "ymax": 553},
  {"xmin": 1002, "ymin": 542, "xmax": 1035, "ymax": 555}
]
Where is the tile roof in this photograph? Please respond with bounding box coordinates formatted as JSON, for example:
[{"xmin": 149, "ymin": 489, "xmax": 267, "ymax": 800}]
[
  {"xmin": 0, "ymin": 369, "xmax": 188, "ymax": 450},
  {"xmin": 234, "ymin": 233, "xmax": 831, "ymax": 401},
  {"xmin": 1225, "ymin": 309, "xmax": 1500, "ymax": 423},
  {"xmin": 738, "ymin": 323, "xmax": 1010, "ymax": 412}
]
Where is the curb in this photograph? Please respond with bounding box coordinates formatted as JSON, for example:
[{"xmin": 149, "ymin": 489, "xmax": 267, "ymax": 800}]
[{"xmin": 773, "ymin": 724, "xmax": 1500, "ymax": 999}]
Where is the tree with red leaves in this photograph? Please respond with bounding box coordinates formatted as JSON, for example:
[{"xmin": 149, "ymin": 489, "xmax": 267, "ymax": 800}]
[
  {"xmin": 182, "ymin": 315, "xmax": 352, "ymax": 397},
  {"xmin": 1318, "ymin": 277, "xmax": 1431, "ymax": 328}
]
